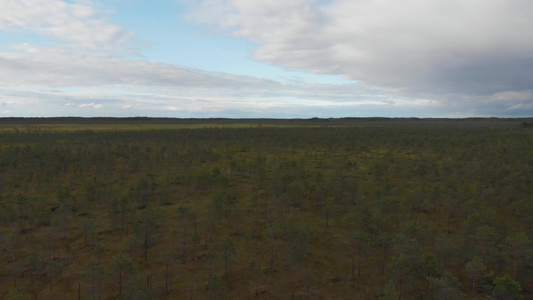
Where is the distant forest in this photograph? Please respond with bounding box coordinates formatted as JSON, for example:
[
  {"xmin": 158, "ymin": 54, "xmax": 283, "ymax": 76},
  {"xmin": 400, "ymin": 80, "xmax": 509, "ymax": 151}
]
[{"xmin": 1, "ymin": 116, "xmax": 532, "ymax": 126}]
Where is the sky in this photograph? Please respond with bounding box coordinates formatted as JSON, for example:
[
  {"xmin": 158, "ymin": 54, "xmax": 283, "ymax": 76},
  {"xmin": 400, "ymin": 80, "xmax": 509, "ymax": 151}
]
[{"xmin": 1, "ymin": 0, "xmax": 533, "ymax": 118}]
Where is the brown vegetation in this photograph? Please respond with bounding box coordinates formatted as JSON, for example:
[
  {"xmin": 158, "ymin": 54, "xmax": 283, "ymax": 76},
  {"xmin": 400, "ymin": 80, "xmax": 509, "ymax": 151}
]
[{"xmin": 0, "ymin": 119, "xmax": 532, "ymax": 299}]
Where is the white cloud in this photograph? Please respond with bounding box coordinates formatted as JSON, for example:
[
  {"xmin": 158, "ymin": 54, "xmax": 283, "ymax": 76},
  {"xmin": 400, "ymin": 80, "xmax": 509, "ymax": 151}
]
[
  {"xmin": 80, "ymin": 102, "xmax": 103, "ymax": 109},
  {"xmin": 0, "ymin": 45, "xmax": 282, "ymax": 88},
  {"xmin": 492, "ymin": 90, "xmax": 533, "ymax": 101},
  {"xmin": 1, "ymin": 44, "xmax": 410, "ymax": 117},
  {"xmin": 183, "ymin": 0, "xmax": 533, "ymax": 101},
  {"xmin": 0, "ymin": 0, "xmax": 133, "ymax": 50},
  {"xmin": 1, "ymin": 42, "xmax": 530, "ymax": 117},
  {"xmin": 2, "ymin": 0, "xmax": 532, "ymax": 117},
  {"xmin": 0, "ymin": 45, "xmax": 395, "ymax": 105}
]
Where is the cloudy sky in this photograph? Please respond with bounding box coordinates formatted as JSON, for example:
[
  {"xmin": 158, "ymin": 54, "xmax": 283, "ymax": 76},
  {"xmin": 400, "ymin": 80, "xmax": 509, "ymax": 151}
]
[{"xmin": 1, "ymin": 0, "xmax": 532, "ymax": 118}]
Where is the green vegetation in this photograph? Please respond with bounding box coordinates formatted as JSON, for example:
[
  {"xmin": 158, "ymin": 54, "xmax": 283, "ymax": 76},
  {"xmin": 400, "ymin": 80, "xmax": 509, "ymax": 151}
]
[{"xmin": 1, "ymin": 122, "xmax": 532, "ymax": 299}]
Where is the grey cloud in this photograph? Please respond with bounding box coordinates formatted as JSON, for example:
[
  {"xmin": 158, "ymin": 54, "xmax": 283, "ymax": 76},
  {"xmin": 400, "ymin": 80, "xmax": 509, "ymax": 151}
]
[
  {"xmin": 184, "ymin": 0, "xmax": 533, "ymax": 113},
  {"xmin": 415, "ymin": 55, "xmax": 533, "ymax": 96}
]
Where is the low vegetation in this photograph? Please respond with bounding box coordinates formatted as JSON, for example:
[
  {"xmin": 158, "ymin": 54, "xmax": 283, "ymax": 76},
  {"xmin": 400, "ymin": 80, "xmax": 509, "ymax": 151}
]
[{"xmin": 0, "ymin": 119, "xmax": 532, "ymax": 299}]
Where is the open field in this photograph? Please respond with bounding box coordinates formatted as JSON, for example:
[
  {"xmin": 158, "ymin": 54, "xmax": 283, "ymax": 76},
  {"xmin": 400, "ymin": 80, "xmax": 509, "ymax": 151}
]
[
  {"xmin": 0, "ymin": 119, "xmax": 532, "ymax": 299},
  {"xmin": 0, "ymin": 116, "xmax": 531, "ymax": 126}
]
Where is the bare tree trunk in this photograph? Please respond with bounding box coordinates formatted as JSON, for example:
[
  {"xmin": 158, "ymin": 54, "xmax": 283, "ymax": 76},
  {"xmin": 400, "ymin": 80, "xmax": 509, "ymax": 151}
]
[
  {"xmin": 165, "ymin": 265, "xmax": 169, "ymax": 295},
  {"xmin": 144, "ymin": 236, "xmax": 148, "ymax": 261},
  {"xmin": 119, "ymin": 270, "xmax": 122, "ymax": 295},
  {"xmin": 472, "ymin": 277, "xmax": 477, "ymax": 299},
  {"xmin": 351, "ymin": 255, "xmax": 355, "ymax": 277},
  {"xmin": 270, "ymin": 245, "xmax": 274, "ymax": 270}
]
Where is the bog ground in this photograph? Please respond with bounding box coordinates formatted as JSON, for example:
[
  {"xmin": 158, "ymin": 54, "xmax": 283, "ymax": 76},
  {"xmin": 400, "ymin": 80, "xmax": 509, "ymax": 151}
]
[{"xmin": 0, "ymin": 118, "xmax": 532, "ymax": 299}]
